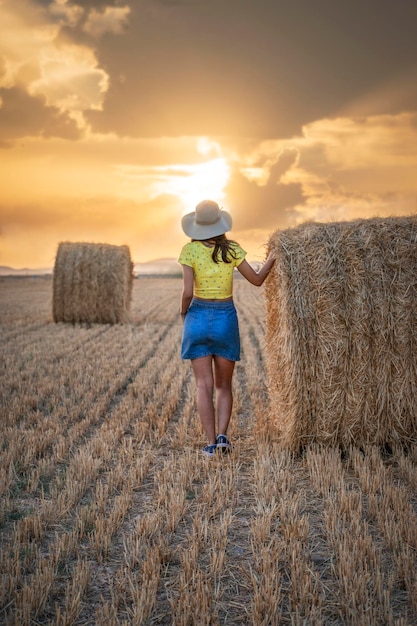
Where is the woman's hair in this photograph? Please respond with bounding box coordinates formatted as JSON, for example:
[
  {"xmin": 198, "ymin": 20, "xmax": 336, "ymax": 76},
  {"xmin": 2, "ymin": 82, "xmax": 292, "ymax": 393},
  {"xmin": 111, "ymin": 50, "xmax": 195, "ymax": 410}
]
[{"xmin": 193, "ymin": 234, "xmax": 239, "ymax": 264}]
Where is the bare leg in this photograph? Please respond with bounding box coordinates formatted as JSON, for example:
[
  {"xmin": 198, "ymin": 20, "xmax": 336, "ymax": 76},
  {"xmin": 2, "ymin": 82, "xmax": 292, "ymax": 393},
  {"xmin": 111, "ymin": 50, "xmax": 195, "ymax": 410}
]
[
  {"xmin": 213, "ymin": 356, "xmax": 235, "ymax": 436},
  {"xmin": 191, "ymin": 356, "xmax": 216, "ymax": 444}
]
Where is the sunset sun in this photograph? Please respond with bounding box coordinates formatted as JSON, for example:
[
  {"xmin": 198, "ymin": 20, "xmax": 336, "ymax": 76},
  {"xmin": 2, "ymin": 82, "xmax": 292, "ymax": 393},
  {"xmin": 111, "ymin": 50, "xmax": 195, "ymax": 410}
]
[{"xmin": 166, "ymin": 157, "xmax": 230, "ymax": 212}]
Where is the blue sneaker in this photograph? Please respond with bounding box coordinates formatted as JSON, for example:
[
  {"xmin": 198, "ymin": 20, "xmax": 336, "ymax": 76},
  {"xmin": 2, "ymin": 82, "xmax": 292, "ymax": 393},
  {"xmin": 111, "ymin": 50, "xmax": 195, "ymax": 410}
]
[
  {"xmin": 202, "ymin": 444, "xmax": 217, "ymax": 457},
  {"xmin": 216, "ymin": 434, "xmax": 232, "ymax": 453}
]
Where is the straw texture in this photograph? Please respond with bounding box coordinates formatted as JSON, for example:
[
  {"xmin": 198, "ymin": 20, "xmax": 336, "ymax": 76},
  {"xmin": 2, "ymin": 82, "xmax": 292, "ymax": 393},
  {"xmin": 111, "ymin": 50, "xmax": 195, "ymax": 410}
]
[
  {"xmin": 53, "ymin": 242, "xmax": 133, "ymax": 324},
  {"xmin": 265, "ymin": 216, "xmax": 417, "ymax": 450}
]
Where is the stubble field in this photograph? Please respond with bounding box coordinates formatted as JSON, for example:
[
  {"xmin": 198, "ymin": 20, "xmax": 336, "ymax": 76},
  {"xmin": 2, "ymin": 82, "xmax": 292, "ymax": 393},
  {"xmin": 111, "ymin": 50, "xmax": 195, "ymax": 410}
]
[{"xmin": 1, "ymin": 276, "xmax": 417, "ymax": 625}]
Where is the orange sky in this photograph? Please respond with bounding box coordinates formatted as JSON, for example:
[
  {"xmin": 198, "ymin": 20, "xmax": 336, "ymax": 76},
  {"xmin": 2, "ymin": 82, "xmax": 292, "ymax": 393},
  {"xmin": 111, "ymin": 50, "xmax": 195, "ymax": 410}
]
[{"xmin": 1, "ymin": 0, "xmax": 417, "ymax": 268}]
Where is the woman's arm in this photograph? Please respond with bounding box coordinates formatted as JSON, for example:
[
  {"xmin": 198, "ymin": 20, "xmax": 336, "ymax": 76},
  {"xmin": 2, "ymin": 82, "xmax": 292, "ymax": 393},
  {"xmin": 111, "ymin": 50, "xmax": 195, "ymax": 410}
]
[
  {"xmin": 180, "ymin": 264, "xmax": 194, "ymax": 319},
  {"xmin": 237, "ymin": 250, "xmax": 275, "ymax": 286}
]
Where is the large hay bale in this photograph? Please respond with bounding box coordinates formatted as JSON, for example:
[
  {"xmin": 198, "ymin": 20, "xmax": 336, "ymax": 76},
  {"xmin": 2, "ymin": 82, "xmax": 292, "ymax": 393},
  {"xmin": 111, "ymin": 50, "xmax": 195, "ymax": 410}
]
[
  {"xmin": 53, "ymin": 242, "xmax": 133, "ymax": 324},
  {"xmin": 265, "ymin": 216, "xmax": 417, "ymax": 450}
]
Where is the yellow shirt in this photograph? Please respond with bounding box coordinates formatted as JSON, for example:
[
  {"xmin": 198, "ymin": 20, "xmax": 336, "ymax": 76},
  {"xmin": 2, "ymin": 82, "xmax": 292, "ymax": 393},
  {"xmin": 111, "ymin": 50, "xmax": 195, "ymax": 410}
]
[{"xmin": 178, "ymin": 241, "xmax": 247, "ymax": 299}]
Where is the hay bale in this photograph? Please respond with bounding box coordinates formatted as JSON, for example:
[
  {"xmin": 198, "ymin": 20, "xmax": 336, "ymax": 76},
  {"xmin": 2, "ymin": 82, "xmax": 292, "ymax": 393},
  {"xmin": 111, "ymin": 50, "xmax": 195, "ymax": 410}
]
[
  {"xmin": 265, "ymin": 216, "xmax": 417, "ymax": 450},
  {"xmin": 53, "ymin": 242, "xmax": 133, "ymax": 324}
]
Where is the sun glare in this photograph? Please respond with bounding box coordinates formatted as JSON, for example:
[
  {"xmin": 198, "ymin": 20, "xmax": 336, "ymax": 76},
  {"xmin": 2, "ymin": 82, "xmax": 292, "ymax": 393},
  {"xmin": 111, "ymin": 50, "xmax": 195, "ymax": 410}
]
[
  {"xmin": 196, "ymin": 136, "xmax": 221, "ymax": 157},
  {"xmin": 155, "ymin": 157, "xmax": 230, "ymax": 212}
]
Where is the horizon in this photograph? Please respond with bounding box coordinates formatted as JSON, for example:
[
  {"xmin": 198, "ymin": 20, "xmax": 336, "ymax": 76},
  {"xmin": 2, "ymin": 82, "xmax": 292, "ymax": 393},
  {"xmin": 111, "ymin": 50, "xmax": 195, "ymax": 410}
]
[{"xmin": 0, "ymin": 257, "xmax": 179, "ymax": 272}]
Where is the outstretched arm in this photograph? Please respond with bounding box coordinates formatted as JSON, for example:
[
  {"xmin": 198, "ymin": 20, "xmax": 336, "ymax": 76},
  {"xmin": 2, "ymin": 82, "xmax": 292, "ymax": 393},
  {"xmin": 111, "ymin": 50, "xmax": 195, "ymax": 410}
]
[
  {"xmin": 237, "ymin": 250, "xmax": 275, "ymax": 286},
  {"xmin": 180, "ymin": 264, "xmax": 194, "ymax": 319}
]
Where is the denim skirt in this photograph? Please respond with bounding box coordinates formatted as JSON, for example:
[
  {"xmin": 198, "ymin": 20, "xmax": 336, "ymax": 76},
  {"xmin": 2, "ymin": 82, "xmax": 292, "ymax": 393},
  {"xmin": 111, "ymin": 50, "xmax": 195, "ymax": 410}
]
[{"xmin": 181, "ymin": 299, "xmax": 240, "ymax": 361}]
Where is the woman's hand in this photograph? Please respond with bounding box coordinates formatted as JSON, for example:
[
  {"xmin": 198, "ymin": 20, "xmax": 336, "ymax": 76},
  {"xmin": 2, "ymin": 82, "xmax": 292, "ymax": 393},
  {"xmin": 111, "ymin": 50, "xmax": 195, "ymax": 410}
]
[
  {"xmin": 265, "ymin": 249, "xmax": 276, "ymax": 267},
  {"xmin": 237, "ymin": 249, "xmax": 275, "ymax": 287}
]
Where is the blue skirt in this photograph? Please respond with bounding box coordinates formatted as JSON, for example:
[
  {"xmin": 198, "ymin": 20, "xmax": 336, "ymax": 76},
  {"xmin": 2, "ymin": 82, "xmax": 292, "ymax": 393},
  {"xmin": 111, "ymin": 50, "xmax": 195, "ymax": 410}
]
[{"xmin": 181, "ymin": 299, "xmax": 240, "ymax": 361}]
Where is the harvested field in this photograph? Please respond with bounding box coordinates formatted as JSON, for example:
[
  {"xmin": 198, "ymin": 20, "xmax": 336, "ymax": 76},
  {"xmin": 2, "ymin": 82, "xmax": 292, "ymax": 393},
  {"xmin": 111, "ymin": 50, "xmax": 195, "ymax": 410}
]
[{"xmin": 1, "ymin": 275, "xmax": 417, "ymax": 625}]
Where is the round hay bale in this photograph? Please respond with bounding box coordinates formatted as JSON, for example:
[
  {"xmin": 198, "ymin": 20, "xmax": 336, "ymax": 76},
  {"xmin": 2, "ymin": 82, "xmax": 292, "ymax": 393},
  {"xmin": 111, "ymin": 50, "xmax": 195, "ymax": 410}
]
[
  {"xmin": 265, "ymin": 216, "xmax": 417, "ymax": 451},
  {"xmin": 53, "ymin": 242, "xmax": 133, "ymax": 324}
]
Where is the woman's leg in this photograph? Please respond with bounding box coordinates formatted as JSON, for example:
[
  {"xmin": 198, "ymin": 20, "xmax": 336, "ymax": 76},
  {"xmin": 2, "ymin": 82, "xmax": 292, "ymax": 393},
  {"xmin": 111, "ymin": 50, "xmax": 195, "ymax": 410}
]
[
  {"xmin": 191, "ymin": 356, "xmax": 216, "ymax": 444},
  {"xmin": 213, "ymin": 356, "xmax": 235, "ymax": 436}
]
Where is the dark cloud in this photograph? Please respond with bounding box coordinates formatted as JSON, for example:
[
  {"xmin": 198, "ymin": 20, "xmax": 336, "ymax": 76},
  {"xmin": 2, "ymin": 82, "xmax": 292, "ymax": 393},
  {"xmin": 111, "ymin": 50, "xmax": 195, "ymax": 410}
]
[
  {"xmin": 0, "ymin": 87, "xmax": 82, "ymax": 142},
  {"xmin": 22, "ymin": 0, "xmax": 417, "ymax": 141},
  {"xmin": 33, "ymin": 0, "xmax": 121, "ymax": 7},
  {"xmin": 154, "ymin": 0, "xmax": 205, "ymax": 5},
  {"xmin": 83, "ymin": 0, "xmax": 417, "ymax": 139},
  {"xmin": 267, "ymin": 149, "xmax": 298, "ymax": 183},
  {"xmin": 225, "ymin": 169, "xmax": 304, "ymax": 231}
]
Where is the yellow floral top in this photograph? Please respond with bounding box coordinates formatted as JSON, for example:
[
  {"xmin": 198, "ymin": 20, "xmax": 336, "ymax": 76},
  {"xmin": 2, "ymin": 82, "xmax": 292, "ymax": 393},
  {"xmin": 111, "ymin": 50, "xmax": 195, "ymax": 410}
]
[{"xmin": 178, "ymin": 241, "xmax": 246, "ymax": 299}]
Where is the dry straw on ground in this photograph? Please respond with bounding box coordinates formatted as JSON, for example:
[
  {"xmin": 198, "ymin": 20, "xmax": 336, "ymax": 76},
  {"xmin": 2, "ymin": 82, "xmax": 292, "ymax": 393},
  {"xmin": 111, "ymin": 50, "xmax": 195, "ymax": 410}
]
[
  {"xmin": 265, "ymin": 216, "xmax": 417, "ymax": 451},
  {"xmin": 1, "ymin": 278, "xmax": 417, "ymax": 623},
  {"xmin": 53, "ymin": 242, "xmax": 133, "ymax": 324}
]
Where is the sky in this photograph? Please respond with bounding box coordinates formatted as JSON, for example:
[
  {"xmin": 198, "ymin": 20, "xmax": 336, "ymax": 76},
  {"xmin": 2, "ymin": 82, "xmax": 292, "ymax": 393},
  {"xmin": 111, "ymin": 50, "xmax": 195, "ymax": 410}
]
[{"xmin": 1, "ymin": 0, "xmax": 417, "ymax": 268}]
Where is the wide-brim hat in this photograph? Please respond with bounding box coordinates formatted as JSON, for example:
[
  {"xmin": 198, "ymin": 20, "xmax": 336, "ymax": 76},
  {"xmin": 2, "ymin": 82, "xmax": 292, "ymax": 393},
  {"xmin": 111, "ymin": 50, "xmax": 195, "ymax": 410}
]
[{"xmin": 181, "ymin": 200, "xmax": 232, "ymax": 240}]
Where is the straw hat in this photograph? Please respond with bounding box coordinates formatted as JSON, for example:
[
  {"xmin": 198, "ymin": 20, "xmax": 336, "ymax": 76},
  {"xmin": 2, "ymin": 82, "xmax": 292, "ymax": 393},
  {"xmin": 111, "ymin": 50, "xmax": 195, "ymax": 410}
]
[{"xmin": 181, "ymin": 200, "xmax": 232, "ymax": 240}]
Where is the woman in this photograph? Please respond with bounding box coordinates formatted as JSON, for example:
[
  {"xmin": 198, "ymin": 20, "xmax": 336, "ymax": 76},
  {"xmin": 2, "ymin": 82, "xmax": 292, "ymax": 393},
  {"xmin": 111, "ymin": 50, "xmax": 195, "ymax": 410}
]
[{"xmin": 179, "ymin": 199, "xmax": 275, "ymax": 457}]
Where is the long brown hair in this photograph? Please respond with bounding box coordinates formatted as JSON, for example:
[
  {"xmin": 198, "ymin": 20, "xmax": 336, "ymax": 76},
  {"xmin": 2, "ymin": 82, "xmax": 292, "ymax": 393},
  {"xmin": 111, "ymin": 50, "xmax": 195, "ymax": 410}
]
[{"xmin": 194, "ymin": 234, "xmax": 240, "ymax": 264}]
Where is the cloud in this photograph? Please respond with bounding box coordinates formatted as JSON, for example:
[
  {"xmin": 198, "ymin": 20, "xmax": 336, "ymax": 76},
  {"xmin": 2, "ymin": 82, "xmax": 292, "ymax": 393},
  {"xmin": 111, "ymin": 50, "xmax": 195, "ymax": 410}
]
[
  {"xmin": 28, "ymin": 44, "xmax": 109, "ymax": 119},
  {"xmin": 0, "ymin": 6, "xmax": 59, "ymax": 90},
  {"xmin": 14, "ymin": 0, "xmax": 417, "ymax": 144},
  {"xmin": 83, "ymin": 0, "xmax": 417, "ymax": 140},
  {"xmin": 114, "ymin": 157, "xmax": 230, "ymax": 211},
  {"xmin": 48, "ymin": 0, "xmax": 84, "ymax": 27},
  {"xmin": 225, "ymin": 168, "xmax": 303, "ymax": 232},
  {"xmin": 83, "ymin": 2, "xmax": 317, "ymax": 139},
  {"xmin": 0, "ymin": 1, "xmax": 112, "ymax": 136},
  {"xmin": 278, "ymin": 112, "xmax": 417, "ymax": 223},
  {"xmin": 83, "ymin": 6, "xmax": 130, "ymax": 38},
  {"xmin": 303, "ymin": 112, "xmax": 417, "ymax": 171},
  {"xmin": 0, "ymin": 86, "xmax": 81, "ymax": 142},
  {"xmin": 219, "ymin": 111, "xmax": 417, "ymax": 238},
  {"xmin": 156, "ymin": 0, "xmax": 203, "ymax": 4},
  {"xmin": 341, "ymin": 65, "xmax": 417, "ymax": 121}
]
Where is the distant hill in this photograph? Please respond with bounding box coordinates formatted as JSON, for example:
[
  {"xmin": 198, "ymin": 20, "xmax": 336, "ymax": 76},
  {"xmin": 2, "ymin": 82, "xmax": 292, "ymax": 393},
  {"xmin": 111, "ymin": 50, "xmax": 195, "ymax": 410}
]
[
  {"xmin": 0, "ymin": 258, "xmax": 262, "ymax": 277},
  {"xmin": 0, "ymin": 266, "xmax": 52, "ymax": 276},
  {"xmin": 134, "ymin": 258, "xmax": 180, "ymax": 276}
]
